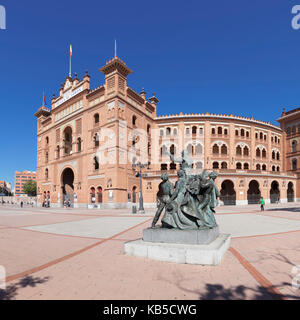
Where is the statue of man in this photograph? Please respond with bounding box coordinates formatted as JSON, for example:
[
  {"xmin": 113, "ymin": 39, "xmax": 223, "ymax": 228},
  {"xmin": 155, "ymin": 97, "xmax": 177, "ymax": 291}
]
[
  {"xmin": 167, "ymin": 149, "xmax": 193, "ymax": 176},
  {"xmin": 151, "ymin": 173, "xmax": 173, "ymax": 228}
]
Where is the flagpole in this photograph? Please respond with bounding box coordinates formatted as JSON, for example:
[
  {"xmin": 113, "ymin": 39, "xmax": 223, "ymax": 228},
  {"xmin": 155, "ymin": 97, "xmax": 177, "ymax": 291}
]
[{"xmin": 69, "ymin": 53, "xmax": 72, "ymax": 78}]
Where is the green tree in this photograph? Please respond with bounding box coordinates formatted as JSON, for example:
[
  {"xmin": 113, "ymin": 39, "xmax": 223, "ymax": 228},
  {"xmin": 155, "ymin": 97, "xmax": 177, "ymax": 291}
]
[{"xmin": 23, "ymin": 180, "xmax": 37, "ymax": 196}]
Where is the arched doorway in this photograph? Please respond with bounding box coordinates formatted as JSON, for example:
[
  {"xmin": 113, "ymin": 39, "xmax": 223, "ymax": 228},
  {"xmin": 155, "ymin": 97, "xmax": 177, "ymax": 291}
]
[
  {"xmin": 247, "ymin": 180, "xmax": 261, "ymax": 204},
  {"xmin": 287, "ymin": 182, "xmax": 295, "ymax": 203},
  {"xmin": 220, "ymin": 180, "xmax": 236, "ymax": 205},
  {"xmin": 90, "ymin": 187, "xmax": 96, "ymax": 204},
  {"xmin": 97, "ymin": 187, "xmax": 103, "ymax": 203},
  {"xmin": 61, "ymin": 168, "xmax": 75, "ymax": 207},
  {"xmin": 270, "ymin": 181, "xmax": 280, "ymax": 204}
]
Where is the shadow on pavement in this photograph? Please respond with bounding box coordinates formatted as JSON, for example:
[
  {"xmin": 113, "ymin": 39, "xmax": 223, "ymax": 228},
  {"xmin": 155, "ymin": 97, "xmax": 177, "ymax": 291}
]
[{"xmin": 0, "ymin": 275, "xmax": 50, "ymax": 300}]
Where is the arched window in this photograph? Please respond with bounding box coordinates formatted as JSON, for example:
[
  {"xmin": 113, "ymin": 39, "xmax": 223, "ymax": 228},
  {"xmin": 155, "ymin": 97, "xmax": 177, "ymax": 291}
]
[
  {"xmin": 277, "ymin": 166, "xmax": 280, "ymax": 172},
  {"xmin": 94, "ymin": 113, "xmax": 99, "ymax": 125},
  {"xmin": 46, "ymin": 136, "xmax": 49, "ymax": 145},
  {"xmin": 274, "ymin": 136, "xmax": 277, "ymax": 143},
  {"xmin": 94, "ymin": 156, "xmax": 99, "ymax": 170},
  {"xmin": 170, "ymin": 162, "xmax": 177, "ymax": 170},
  {"xmin": 160, "ymin": 129, "xmax": 164, "ymax": 137},
  {"xmin": 264, "ymin": 135, "xmax": 266, "ymax": 141},
  {"xmin": 244, "ymin": 146, "xmax": 249, "ymax": 156},
  {"xmin": 272, "ymin": 165, "xmax": 275, "ymax": 172},
  {"xmin": 276, "ymin": 152, "xmax": 280, "ymax": 161},
  {"xmin": 166, "ymin": 127, "xmax": 171, "ymax": 136},
  {"xmin": 221, "ymin": 162, "xmax": 227, "ymax": 169},
  {"xmin": 45, "ymin": 152, "xmax": 49, "ymax": 163},
  {"xmin": 262, "ymin": 164, "xmax": 266, "ymax": 171},
  {"xmin": 170, "ymin": 144, "xmax": 176, "ymax": 155},
  {"xmin": 192, "ymin": 126, "xmax": 197, "ymax": 134},
  {"xmin": 213, "ymin": 144, "xmax": 219, "ymax": 154},
  {"xmin": 260, "ymin": 132, "xmax": 263, "ymax": 140},
  {"xmin": 218, "ymin": 127, "xmax": 222, "ymax": 135},
  {"xmin": 132, "ymin": 115, "xmax": 137, "ymax": 126},
  {"xmin": 255, "ymin": 133, "xmax": 258, "ymax": 139},
  {"xmin": 292, "ymin": 141, "xmax": 297, "ymax": 153},
  {"xmin": 224, "ymin": 129, "xmax": 228, "ymax": 135},
  {"xmin": 211, "ymin": 128, "xmax": 215, "ymax": 135},
  {"xmin": 94, "ymin": 134, "xmax": 99, "ymax": 148},
  {"xmin": 45, "ymin": 168, "xmax": 49, "ymax": 179},
  {"xmin": 262, "ymin": 149, "xmax": 266, "ymax": 158},
  {"xmin": 56, "ymin": 145, "xmax": 60, "ymax": 159},
  {"xmin": 187, "ymin": 144, "xmax": 193, "ymax": 155},
  {"xmin": 236, "ymin": 146, "xmax": 242, "ymax": 156},
  {"xmin": 147, "ymin": 124, "xmax": 151, "ymax": 134},
  {"xmin": 241, "ymin": 129, "xmax": 245, "ymax": 137},
  {"xmin": 246, "ymin": 131, "xmax": 249, "ymax": 138},
  {"xmin": 244, "ymin": 163, "xmax": 249, "ymax": 170},
  {"xmin": 64, "ymin": 127, "xmax": 73, "ymax": 155},
  {"xmin": 221, "ymin": 145, "xmax": 227, "ymax": 154},
  {"xmin": 272, "ymin": 151, "xmax": 275, "ymax": 160},
  {"xmin": 161, "ymin": 163, "xmax": 168, "ymax": 171},
  {"xmin": 235, "ymin": 130, "xmax": 239, "ymax": 136},
  {"xmin": 77, "ymin": 138, "xmax": 82, "ymax": 152},
  {"xmin": 292, "ymin": 159, "xmax": 297, "ymax": 170},
  {"xmin": 196, "ymin": 144, "xmax": 202, "ymax": 155},
  {"xmin": 256, "ymin": 148, "xmax": 261, "ymax": 157},
  {"xmin": 213, "ymin": 162, "xmax": 219, "ymax": 169},
  {"xmin": 256, "ymin": 164, "xmax": 261, "ymax": 170},
  {"xmin": 161, "ymin": 145, "xmax": 167, "ymax": 157},
  {"xmin": 236, "ymin": 162, "xmax": 242, "ymax": 170},
  {"xmin": 173, "ymin": 128, "xmax": 177, "ymax": 136}
]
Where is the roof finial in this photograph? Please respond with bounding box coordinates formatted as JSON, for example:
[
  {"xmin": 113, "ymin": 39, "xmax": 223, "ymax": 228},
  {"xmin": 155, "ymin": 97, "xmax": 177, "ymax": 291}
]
[{"xmin": 115, "ymin": 39, "xmax": 117, "ymax": 58}]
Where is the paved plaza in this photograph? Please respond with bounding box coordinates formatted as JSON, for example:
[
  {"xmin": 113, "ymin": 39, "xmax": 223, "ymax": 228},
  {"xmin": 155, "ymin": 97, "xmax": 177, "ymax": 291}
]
[{"xmin": 0, "ymin": 203, "xmax": 300, "ymax": 300}]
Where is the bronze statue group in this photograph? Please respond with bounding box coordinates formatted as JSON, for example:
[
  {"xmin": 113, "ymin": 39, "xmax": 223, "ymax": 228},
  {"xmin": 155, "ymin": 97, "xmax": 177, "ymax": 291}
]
[{"xmin": 152, "ymin": 150, "xmax": 220, "ymax": 230}]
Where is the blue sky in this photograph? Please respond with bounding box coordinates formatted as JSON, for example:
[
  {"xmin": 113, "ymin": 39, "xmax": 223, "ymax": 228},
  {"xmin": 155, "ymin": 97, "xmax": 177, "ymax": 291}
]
[{"xmin": 0, "ymin": 0, "xmax": 300, "ymax": 185}]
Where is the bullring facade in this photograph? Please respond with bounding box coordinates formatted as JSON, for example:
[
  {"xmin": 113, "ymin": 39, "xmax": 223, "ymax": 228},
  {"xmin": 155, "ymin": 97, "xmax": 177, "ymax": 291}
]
[{"xmin": 34, "ymin": 55, "xmax": 300, "ymax": 208}]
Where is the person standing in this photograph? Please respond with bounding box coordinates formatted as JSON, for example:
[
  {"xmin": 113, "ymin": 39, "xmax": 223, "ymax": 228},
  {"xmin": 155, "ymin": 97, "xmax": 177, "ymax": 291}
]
[
  {"xmin": 20, "ymin": 201, "xmax": 23, "ymax": 208},
  {"xmin": 260, "ymin": 197, "xmax": 265, "ymax": 211}
]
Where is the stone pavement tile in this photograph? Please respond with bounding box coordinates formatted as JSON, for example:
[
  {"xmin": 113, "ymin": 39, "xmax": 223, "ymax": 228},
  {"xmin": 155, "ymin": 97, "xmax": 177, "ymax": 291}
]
[
  {"xmin": 216, "ymin": 214, "xmax": 300, "ymax": 238},
  {"xmin": 23, "ymin": 216, "xmax": 150, "ymax": 239},
  {"xmin": 231, "ymin": 233, "xmax": 300, "ymax": 300},
  {"xmin": 7, "ymin": 239, "xmax": 273, "ymax": 300},
  {"xmin": 114, "ymin": 219, "xmax": 152, "ymax": 240},
  {"xmin": 0, "ymin": 211, "xmax": 97, "ymax": 228},
  {"xmin": 262, "ymin": 210, "xmax": 300, "ymax": 221},
  {"xmin": 0, "ymin": 228, "xmax": 98, "ymax": 276}
]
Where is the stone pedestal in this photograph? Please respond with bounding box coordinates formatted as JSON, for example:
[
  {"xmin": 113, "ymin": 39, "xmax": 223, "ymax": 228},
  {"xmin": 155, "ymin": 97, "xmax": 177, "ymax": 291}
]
[
  {"xmin": 143, "ymin": 227, "xmax": 219, "ymax": 245},
  {"xmin": 125, "ymin": 225, "xmax": 231, "ymax": 266},
  {"xmin": 124, "ymin": 233, "xmax": 231, "ymax": 266}
]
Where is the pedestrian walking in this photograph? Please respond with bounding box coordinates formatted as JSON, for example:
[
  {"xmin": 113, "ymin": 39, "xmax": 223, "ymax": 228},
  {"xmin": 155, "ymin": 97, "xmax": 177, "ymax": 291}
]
[
  {"xmin": 260, "ymin": 197, "xmax": 265, "ymax": 211},
  {"xmin": 20, "ymin": 201, "xmax": 23, "ymax": 208}
]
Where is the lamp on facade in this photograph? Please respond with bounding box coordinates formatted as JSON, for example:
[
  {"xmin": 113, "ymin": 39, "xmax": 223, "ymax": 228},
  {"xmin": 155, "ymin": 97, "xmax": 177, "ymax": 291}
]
[{"xmin": 132, "ymin": 161, "xmax": 149, "ymax": 214}]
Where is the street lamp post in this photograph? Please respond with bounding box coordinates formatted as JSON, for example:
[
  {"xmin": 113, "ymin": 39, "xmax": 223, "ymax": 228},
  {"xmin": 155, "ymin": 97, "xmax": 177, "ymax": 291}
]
[{"xmin": 132, "ymin": 161, "xmax": 149, "ymax": 214}]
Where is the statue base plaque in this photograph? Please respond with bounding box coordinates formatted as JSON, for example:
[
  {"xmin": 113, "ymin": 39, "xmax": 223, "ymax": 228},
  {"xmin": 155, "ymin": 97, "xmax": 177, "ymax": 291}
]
[
  {"xmin": 124, "ymin": 233, "xmax": 231, "ymax": 266},
  {"xmin": 143, "ymin": 226, "xmax": 220, "ymax": 245}
]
